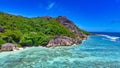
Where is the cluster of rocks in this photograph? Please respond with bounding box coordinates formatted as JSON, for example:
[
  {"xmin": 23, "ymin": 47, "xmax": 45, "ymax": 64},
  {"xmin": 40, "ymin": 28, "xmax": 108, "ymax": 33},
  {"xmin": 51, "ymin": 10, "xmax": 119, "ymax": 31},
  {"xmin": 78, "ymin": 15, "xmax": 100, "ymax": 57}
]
[
  {"xmin": 47, "ymin": 36, "xmax": 75, "ymax": 47},
  {"xmin": 47, "ymin": 16, "xmax": 88, "ymax": 47},
  {"xmin": 47, "ymin": 36, "xmax": 86, "ymax": 47}
]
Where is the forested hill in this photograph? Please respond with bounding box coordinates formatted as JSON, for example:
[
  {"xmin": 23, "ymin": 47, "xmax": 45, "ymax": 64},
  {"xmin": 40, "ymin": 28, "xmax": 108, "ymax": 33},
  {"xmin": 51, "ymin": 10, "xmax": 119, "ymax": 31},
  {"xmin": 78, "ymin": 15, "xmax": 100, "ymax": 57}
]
[{"xmin": 0, "ymin": 12, "xmax": 89, "ymax": 48}]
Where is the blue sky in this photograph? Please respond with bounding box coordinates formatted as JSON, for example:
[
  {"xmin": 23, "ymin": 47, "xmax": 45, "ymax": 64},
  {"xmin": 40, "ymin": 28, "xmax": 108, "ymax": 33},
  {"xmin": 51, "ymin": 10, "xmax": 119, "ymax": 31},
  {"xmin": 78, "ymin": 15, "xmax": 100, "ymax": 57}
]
[{"xmin": 0, "ymin": 0, "xmax": 120, "ymax": 32}]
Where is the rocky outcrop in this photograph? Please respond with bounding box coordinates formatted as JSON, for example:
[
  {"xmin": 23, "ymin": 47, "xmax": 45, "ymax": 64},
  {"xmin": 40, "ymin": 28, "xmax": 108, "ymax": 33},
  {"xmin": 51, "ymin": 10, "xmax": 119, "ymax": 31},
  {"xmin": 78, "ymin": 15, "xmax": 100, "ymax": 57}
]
[
  {"xmin": 1, "ymin": 43, "xmax": 19, "ymax": 51},
  {"xmin": 47, "ymin": 36, "xmax": 84, "ymax": 47},
  {"xmin": 47, "ymin": 16, "xmax": 88, "ymax": 47},
  {"xmin": 56, "ymin": 16, "xmax": 79, "ymax": 34},
  {"xmin": 56, "ymin": 16, "xmax": 87, "ymax": 38}
]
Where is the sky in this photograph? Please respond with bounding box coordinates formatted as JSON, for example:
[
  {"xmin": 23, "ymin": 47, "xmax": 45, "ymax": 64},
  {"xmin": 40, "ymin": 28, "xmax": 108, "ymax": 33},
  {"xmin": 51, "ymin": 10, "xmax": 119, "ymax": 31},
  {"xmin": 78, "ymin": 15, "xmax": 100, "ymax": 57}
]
[{"xmin": 0, "ymin": 0, "xmax": 120, "ymax": 32}]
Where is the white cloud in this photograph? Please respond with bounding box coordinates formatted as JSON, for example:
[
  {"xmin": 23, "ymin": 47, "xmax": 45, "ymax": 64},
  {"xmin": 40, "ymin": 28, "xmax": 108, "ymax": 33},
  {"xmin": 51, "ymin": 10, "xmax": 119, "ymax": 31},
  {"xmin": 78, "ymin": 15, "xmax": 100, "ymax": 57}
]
[{"xmin": 47, "ymin": 2, "xmax": 55, "ymax": 10}]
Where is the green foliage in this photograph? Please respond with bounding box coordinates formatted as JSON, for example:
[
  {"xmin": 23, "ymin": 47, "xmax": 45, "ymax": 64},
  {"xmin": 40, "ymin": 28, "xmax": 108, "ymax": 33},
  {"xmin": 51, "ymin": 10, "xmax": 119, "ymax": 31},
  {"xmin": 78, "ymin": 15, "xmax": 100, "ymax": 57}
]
[
  {"xmin": 0, "ymin": 39, "xmax": 6, "ymax": 49},
  {"xmin": 0, "ymin": 30, "xmax": 22, "ymax": 43},
  {"xmin": 17, "ymin": 44, "xmax": 22, "ymax": 48},
  {"xmin": 78, "ymin": 29, "xmax": 90, "ymax": 35},
  {"xmin": 20, "ymin": 32, "xmax": 50, "ymax": 46},
  {"xmin": 75, "ymin": 25, "xmax": 90, "ymax": 35},
  {"xmin": 0, "ymin": 12, "xmax": 89, "ymax": 47}
]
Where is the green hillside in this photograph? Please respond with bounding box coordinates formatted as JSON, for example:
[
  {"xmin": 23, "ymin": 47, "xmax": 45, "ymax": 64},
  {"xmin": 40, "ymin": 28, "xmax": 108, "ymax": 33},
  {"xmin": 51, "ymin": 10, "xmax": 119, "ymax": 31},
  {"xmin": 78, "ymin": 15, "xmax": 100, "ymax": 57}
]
[{"xmin": 0, "ymin": 12, "xmax": 89, "ymax": 48}]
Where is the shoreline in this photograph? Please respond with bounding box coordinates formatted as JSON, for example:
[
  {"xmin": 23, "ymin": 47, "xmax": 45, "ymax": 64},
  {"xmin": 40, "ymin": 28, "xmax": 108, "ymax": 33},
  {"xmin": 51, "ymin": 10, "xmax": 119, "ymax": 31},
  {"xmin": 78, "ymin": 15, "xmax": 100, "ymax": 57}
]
[
  {"xmin": 0, "ymin": 36, "xmax": 89, "ymax": 52},
  {"xmin": 0, "ymin": 45, "xmax": 74, "ymax": 52}
]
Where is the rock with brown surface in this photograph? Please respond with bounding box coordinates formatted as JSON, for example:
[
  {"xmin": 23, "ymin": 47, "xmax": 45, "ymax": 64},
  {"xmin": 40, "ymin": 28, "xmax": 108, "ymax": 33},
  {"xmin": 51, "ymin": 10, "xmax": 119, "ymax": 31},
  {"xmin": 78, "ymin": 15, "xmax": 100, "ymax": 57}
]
[
  {"xmin": 1, "ymin": 43, "xmax": 18, "ymax": 51},
  {"xmin": 56, "ymin": 16, "xmax": 79, "ymax": 34},
  {"xmin": 46, "ymin": 16, "xmax": 88, "ymax": 47},
  {"xmin": 47, "ymin": 36, "xmax": 83, "ymax": 47}
]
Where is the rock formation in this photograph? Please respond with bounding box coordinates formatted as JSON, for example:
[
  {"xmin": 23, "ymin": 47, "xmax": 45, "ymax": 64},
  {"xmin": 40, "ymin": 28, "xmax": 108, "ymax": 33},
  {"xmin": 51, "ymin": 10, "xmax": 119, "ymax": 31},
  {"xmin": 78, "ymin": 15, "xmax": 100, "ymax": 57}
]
[
  {"xmin": 1, "ymin": 43, "xmax": 18, "ymax": 51},
  {"xmin": 56, "ymin": 16, "xmax": 79, "ymax": 33},
  {"xmin": 56, "ymin": 16, "xmax": 87, "ymax": 38},
  {"xmin": 47, "ymin": 36, "xmax": 83, "ymax": 47},
  {"xmin": 47, "ymin": 16, "xmax": 88, "ymax": 47},
  {"xmin": 0, "ymin": 12, "xmax": 89, "ymax": 48}
]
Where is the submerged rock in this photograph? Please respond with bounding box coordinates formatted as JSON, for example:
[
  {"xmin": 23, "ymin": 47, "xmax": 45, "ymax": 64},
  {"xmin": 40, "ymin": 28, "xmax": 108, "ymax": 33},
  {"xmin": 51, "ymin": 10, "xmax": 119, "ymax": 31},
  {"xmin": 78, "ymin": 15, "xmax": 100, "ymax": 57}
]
[{"xmin": 1, "ymin": 43, "xmax": 19, "ymax": 51}]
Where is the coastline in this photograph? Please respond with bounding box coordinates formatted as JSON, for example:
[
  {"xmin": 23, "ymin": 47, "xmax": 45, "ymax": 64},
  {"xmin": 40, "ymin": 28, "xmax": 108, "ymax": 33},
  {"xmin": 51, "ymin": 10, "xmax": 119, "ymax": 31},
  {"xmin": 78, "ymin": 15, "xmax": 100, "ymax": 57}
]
[
  {"xmin": 0, "ymin": 36, "xmax": 88, "ymax": 52},
  {"xmin": 1, "ymin": 34, "xmax": 120, "ymax": 68},
  {"xmin": 0, "ymin": 13, "xmax": 90, "ymax": 52}
]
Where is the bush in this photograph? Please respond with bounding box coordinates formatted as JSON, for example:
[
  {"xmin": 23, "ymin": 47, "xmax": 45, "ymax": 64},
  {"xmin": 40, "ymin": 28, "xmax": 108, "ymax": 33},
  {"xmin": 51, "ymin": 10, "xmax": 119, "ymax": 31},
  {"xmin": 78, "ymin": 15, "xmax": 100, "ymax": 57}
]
[
  {"xmin": 0, "ymin": 39, "xmax": 6, "ymax": 49},
  {"xmin": 0, "ymin": 30, "xmax": 22, "ymax": 43},
  {"xmin": 20, "ymin": 32, "xmax": 51, "ymax": 46}
]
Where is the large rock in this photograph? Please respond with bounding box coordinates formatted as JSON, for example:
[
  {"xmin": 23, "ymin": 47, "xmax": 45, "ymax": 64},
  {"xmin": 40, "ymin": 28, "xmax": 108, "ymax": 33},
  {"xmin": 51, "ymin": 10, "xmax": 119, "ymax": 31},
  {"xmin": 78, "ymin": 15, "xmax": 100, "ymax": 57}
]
[
  {"xmin": 1, "ymin": 43, "xmax": 18, "ymax": 51},
  {"xmin": 47, "ymin": 36, "xmax": 82, "ymax": 47},
  {"xmin": 47, "ymin": 16, "xmax": 88, "ymax": 47},
  {"xmin": 56, "ymin": 16, "xmax": 79, "ymax": 34},
  {"xmin": 56, "ymin": 16, "xmax": 87, "ymax": 38}
]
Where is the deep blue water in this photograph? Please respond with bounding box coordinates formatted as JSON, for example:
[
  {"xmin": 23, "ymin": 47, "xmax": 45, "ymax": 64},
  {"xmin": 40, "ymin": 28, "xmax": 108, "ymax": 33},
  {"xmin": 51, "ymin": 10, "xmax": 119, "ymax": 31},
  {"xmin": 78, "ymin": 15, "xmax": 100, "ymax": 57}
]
[
  {"xmin": 91, "ymin": 32, "xmax": 120, "ymax": 37},
  {"xmin": 0, "ymin": 32, "xmax": 120, "ymax": 68},
  {"xmin": 92, "ymin": 32, "xmax": 120, "ymax": 42}
]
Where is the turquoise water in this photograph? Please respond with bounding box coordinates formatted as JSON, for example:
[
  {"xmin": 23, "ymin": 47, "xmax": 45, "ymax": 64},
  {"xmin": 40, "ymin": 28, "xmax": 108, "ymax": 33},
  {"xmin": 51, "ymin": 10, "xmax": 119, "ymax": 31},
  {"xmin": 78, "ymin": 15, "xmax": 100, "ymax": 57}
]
[{"xmin": 0, "ymin": 36, "xmax": 120, "ymax": 68}]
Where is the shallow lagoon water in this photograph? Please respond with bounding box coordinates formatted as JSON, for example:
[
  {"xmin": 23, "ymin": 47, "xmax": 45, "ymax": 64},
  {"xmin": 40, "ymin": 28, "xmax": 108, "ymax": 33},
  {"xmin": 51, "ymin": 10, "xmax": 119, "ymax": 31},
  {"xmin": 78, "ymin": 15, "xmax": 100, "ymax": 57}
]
[{"xmin": 0, "ymin": 36, "xmax": 120, "ymax": 68}]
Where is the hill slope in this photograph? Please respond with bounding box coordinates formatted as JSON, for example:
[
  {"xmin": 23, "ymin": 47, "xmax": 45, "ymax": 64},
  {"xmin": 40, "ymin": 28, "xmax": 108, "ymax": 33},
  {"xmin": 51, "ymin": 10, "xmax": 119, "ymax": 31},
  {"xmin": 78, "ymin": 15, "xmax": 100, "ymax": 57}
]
[{"xmin": 0, "ymin": 12, "xmax": 89, "ymax": 48}]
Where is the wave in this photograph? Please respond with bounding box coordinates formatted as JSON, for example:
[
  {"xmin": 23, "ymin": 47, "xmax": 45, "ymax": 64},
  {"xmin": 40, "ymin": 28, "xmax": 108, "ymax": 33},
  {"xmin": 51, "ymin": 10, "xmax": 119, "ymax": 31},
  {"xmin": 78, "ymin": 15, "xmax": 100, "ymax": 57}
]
[{"xmin": 99, "ymin": 35, "xmax": 120, "ymax": 41}]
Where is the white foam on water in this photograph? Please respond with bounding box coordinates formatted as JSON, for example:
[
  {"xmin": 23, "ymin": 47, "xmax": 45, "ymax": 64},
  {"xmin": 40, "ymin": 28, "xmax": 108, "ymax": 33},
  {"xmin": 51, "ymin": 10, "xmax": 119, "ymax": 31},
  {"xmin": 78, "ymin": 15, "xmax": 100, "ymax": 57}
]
[{"xmin": 99, "ymin": 35, "xmax": 119, "ymax": 41}]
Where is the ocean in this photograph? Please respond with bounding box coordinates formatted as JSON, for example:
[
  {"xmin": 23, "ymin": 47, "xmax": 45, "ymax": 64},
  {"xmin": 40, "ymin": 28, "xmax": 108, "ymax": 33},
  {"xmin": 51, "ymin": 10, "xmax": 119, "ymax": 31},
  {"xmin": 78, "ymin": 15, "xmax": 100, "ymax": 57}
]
[{"xmin": 0, "ymin": 32, "xmax": 120, "ymax": 68}]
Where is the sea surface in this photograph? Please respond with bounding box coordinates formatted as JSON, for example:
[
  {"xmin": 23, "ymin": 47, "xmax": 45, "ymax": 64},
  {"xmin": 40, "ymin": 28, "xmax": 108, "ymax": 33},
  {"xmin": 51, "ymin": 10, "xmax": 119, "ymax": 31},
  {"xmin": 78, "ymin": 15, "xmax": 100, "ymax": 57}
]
[{"xmin": 0, "ymin": 32, "xmax": 120, "ymax": 68}]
